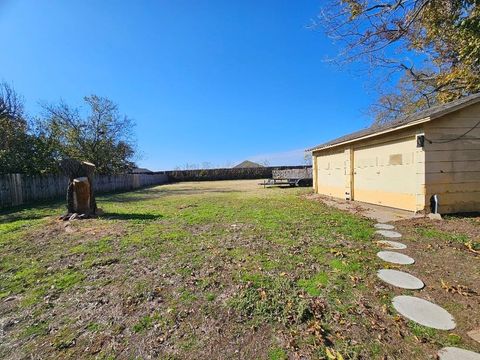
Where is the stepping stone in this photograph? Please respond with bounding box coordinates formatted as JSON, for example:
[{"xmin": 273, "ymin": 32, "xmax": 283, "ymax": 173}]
[
  {"xmin": 438, "ymin": 347, "xmax": 480, "ymax": 360},
  {"xmin": 392, "ymin": 295, "xmax": 456, "ymax": 330},
  {"xmin": 375, "ymin": 223, "xmax": 395, "ymax": 230},
  {"xmin": 377, "ymin": 269, "xmax": 424, "ymax": 289},
  {"xmin": 468, "ymin": 328, "xmax": 480, "ymax": 343},
  {"xmin": 375, "ymin": 230, "xmax": 402, "ymax": 238},
  {"xmin": 377, "ymin": 240, "xmax": 407, "ymax": 250},
  {"xmin": 377, "ymin": 251, "xmax": 415, "ymax": 265}
]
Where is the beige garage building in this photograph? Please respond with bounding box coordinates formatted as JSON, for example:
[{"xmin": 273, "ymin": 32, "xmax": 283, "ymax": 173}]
[{"xmin": 309, "ymin": 94, "xmax": 480, "ymax": 214}]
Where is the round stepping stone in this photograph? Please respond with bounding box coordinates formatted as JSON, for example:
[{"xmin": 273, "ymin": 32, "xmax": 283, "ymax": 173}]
[
  {"xmin": 467, "ymin": 328, "xmax": 480, "ymax": 344},
  {"xmin": 377, "ymin": 251, "xmax": 415, "ymax": 265},
  {"xmin": 377, "ymin": 240, "xmax": 407, "ymax": 250},
  {"xmin": 377, "ymin": 269, "xmax": 424, "ymax": 289},
  {"xmin": 392, "ymin": 295, "xmax": 456, "ymax": 330},
  {"xmin": 375, "ymin": 230, "xmax": 402, "ymax": 238},
  {"xmin": 375, "ymin": 223, "xmax": 395, "ymax": 230},
  {"xmin": 438, "ymin": 347, "xmax": 480, "ymax": 360}
]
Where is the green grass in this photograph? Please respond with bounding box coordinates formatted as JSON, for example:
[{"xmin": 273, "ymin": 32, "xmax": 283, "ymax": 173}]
[
  {"xmin": 86, "ymin": 322, "xmax": 103, "ymax": 333},
  {"xmin": 297, "ymin": 272, "xmax": 329, "ymax": 296},
  {"xmin": 1, "ymin": 180, "xmax": 469, "ymax": 359},
  {"xmin": 229, "ymin": 274, "xmax": 312, "ymax": 326},
  {"xmin": 268, "ymin": 347, "xmax": 288, "ymax": 360},
  {"xmin": 414, "ymin": 227, "xmax": 469, "ymax": 243},
  {"xmin": 52, "ymin": 328, "xmax": 77, "ymax": 350},
  {"xmin": 22, "ymin": 321, "xmax": 49, "ymax": 338},
  {"xmin": 407, "ymin": 321, "xmax": 464, "ymax": 347},
  {"xmin": 329, "ymin": 258, "xmax": 361, "ymax": 273},
  {"xmin": 132, "ymin": 315, "xmax": 155, "ymax": 333}
]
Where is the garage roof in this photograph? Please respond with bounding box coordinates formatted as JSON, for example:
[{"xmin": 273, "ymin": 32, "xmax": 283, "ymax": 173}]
[{"xmin": 308, "ymin": 93, "xmax": 480, "ymax": 152}]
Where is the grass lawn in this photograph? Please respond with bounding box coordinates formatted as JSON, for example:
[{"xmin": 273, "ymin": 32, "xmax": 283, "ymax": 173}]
[{"xmin": 0, "ymin": 180, "xmax": 478, "ymax": 359}]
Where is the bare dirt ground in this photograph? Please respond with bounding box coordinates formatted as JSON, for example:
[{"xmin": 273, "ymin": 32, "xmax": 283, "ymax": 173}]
[{"xmin": 0, "ymin": 180, "xmax": 478, "ymax": 359}]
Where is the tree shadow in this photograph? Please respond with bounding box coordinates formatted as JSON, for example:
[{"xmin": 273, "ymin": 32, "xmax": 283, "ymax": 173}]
[
  {"xmin": 263, "ymin": 185, "xmax": 297, "ymax": 189},
  {"xmin": 100, "ymin": 212, "xmax": 163, "ymax": 221},
  {"xmin": 100, "ymin": 188, "xmax": 241, "ymax": 203},
  {"xmin": 444, "ymin": 212, "xmax": 480, "ymax": 219},
  {"xmin": 0, "ymin": 200, "xmax": 65, "ymax": 223}
]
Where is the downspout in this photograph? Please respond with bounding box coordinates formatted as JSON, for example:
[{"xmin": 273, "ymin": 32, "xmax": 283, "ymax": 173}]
[{"xmin": 430, "ymin": 194, "xmax": 439, "ymax": 214}]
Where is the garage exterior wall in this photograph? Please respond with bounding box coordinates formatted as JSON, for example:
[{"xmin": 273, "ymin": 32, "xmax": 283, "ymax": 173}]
[
  {"xmin": 352, "ymin": 131, "xmax": 422, "ymax": 210},
  {"xmin": 313, "ymin": 148, "xmax": 348, "ymax": 199},
  {"xmin": 423, "ymin": 103, "xmax": 480, "ymax": 214},
  {"xmin": 312, "ymin": 126, "xmax": 427, "ymax": 212}
]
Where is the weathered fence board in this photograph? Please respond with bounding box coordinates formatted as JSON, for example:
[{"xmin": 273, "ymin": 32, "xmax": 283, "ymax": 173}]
[
  {"xmin": 0, "ymin": 165, "xmax": 312, "ymax": 209},
  {"xmin": 0, "ymin": 173, "xmax": 168, "ymax": 209}
]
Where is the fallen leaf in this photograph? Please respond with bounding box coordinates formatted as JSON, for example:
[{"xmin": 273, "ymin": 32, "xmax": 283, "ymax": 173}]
[
  {"xmin": 441, "ymin": 279, "xmax": 477, "ymax": 296},
  {"xmin": 465, "ymin": 241, "xmax": 480, "ymax": 255},
  {"xmin": 325, "ymin": 348, "xmax": 336, "ymax": 359},
  {"xmin": 325, "ymin": 348, "xmax": 344, "ymax": 360}
]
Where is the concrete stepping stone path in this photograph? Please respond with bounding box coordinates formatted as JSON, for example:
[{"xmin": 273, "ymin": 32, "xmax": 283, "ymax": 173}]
[
  {"xmin": 468, "ymin": 328, "xmax": 480, "ymax": 344},
  {"xmin": 377, "ymin": 251, "xmax": 415, "ymax": 265},
  {"xmin": 377, "ymin": 269, "xmax": 424, "ymax": 290},
  {"xmin": 375, "ymin": 223, "xmax": 395, "ymax": 230},
  {"xmin": 372, "ymin": 222, "xmax": 468, "ymax": 355},
  {"xmin": 392, "ymin": 295, "xmax": 456, "ymax": 330},
  {"xmin": 376, "ymin": 240, "xmax": 407, "ymax": 250},
  {"xmin": 438, "ymin": 347, "xmax": 480, "ymax": 360},
  {"xmin": 375, "ymin": 229, "xmax": 402, "ymax": 238}
]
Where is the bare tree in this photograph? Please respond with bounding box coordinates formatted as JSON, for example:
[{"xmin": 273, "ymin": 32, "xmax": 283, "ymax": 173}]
[
  {"xmin": 0, "ymin": 82, "xmax": 33, "ymax": 174},
  {"xmin": 201, "ymin": 162, "xmax": 212, "ymax": 169},
  {"xmin": 0, "ymin": 82, "xmax": 25, "ymax": 123},
  {"xmin": 317, "ymin": 0, "xmax": 480, "ymax": 123},
  {"xmin": 0, "ymin": 82, "xmax": 27, "ymax": 150},
  {"xmin": 303, "ymin": 151, "xmax": 312, "ymax": 166},
  {"xmin": 42, "ymin": 95, "xmax": 137, "ymax": 174},
  {"xmin": 259, "ymin": 159, "xmax": 270, "ymax": 167}
]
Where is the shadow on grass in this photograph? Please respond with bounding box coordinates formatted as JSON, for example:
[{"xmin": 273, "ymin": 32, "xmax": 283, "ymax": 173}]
[
  {"xmin": 100, "ymin": 212, "xmax": 163, "ymax": 221},
  {"xmin": 1, "ymin": 184, "xmax": 242, "ymax": 219},
  {"xmin": 101, "ymin": 188, "xmax": 241, "ymax": 203},
  {"xmin": 0, "ymin": 200, "xmax": 65, "ymax": 222},
  {"xmin": 444, "ymin": 212, "xmax": 480, "ymax": 219},
  {"xmin": 263, "ymin": 185, "xmax": 298, "ymax": 189}
]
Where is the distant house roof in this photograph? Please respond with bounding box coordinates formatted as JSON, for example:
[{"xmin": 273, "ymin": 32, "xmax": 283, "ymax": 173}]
[
  {"xmin": 233, "ymin": 160, "xmax": 264, "ymax": 168},
  {"xmin": 308, "ymin": 93, "xmax": 480, "ymax": 152},
  {"xmin": 131, "ymin": 167, "xmax": 153, "ymax": 174}
]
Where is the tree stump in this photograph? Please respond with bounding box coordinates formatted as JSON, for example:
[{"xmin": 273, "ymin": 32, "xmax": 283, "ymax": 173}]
[
  {"xmin": 73, "ymin": 177, "xmax": 91, "ymax": 214},
  {"xmin": 60, "ymin": 159, "xmax": 98, "ymax": 219}
]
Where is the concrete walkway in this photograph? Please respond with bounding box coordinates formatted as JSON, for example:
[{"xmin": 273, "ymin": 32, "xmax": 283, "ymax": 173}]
[{"xmin": 312, "ymin": 195, "xmax": 421, "ymax": 222}]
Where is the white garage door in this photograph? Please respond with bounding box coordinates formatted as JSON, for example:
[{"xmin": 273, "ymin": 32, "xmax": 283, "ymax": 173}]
[
  {"xmin": 353, "ymin": 137, "xmax": 417, "ymax": 210},
  {"xmin": 316, "ymin": 150, "xmax": 346, "ymax": 199}
]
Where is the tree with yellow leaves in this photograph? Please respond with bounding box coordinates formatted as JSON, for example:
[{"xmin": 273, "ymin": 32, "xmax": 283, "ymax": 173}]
[{"xmin": 318, "ymin": 0, "xmax": 480, "ymax": 123}]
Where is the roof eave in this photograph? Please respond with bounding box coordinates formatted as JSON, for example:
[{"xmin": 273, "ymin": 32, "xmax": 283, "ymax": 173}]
[
  {"xmin": 309, "ymin": 116, "xmax": 431, "ymax": 153},
  {"xmin": 427, "ymin": 96, "xmax": 480, "ymax": 121}
]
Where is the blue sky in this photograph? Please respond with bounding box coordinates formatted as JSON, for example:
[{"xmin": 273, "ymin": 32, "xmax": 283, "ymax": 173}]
[{"xmin": 0, "ymin": 0, "xmax": 375, "ymax": 170}]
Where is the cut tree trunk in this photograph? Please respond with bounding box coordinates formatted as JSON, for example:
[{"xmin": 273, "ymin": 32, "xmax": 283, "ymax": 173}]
[
  {"xmin": 60, "ymin": 159, "xmax": 98, "ymax": 219},
  {"xmin": 73, "ymin": 177, "xmax": 91, "ymax": 214}
]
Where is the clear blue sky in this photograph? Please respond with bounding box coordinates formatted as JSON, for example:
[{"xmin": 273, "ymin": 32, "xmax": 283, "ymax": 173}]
[{"xmin": 0, "ymin": 0, "xmax": 375, "ymax": 170}]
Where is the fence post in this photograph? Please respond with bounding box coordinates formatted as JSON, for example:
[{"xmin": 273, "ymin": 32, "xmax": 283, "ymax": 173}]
[{"xmin": 10, "ymin": 174, "xmax": 23, "ymax": 206}]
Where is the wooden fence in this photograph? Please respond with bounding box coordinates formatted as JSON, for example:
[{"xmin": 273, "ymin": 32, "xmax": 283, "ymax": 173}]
[
  {"xmin": 163, "ymin": 165, "xmax": 310, "ymax": 182},
  {"xmin": 0, "ymin": 173, "xmax": 168, "ymax": 209},
  {"xmin": 0, "ymin": 165, "xmax": 311, "ymax": 209}
]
